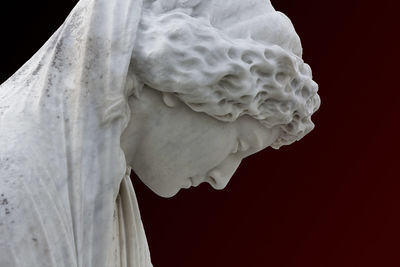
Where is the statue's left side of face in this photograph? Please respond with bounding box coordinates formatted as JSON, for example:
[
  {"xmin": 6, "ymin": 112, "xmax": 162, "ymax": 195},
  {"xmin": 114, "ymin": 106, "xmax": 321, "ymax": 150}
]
[{"xmin": 121, "ymin": 86, "xmax": 279, "ymax": 198}]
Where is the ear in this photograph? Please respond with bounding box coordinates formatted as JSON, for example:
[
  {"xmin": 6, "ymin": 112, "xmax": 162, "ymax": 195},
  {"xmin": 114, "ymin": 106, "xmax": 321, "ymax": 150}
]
[{"xmin": 162, "ymin": 93, "xmax": 179, "ymax": 108}]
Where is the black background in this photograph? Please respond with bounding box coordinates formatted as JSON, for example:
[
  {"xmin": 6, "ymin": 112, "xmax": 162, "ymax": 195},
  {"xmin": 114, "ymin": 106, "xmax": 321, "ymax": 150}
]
[{"xmin": 1, "ymin": 1, "xmax": 399, "ymax": 266}]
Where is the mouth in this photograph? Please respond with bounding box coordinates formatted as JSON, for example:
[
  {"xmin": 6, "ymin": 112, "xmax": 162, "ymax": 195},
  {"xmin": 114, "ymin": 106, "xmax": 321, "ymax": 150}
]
[
  {"xmin": 181, "ymin": 178, "xmax": 192, "ymax": 189},
  {"xmin": 189, "ymin": 176, "xmax": 204, "ymax": 187}
]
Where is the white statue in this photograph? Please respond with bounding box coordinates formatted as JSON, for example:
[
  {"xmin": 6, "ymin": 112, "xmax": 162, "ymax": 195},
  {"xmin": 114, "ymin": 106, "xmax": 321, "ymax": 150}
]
[{"xmin": 0, "ymin": 0, "xmax": 320, "ymax": 266}]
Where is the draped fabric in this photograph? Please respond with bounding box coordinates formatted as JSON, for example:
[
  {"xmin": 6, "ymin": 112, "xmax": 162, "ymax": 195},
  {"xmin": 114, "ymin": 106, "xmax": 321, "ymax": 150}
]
[
  {"xmin": 0, "ymin": 0, "xmax": 152, "ymax": 266},
  {"xmin": 107, "ymin": 168, "xmax": 152, "ymax": 267}
]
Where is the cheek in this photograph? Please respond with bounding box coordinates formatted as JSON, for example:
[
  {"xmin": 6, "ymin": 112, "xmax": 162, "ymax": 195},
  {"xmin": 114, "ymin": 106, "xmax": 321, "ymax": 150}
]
[
  {"xmin": 152, "ymin": 132, "xmax": 235, "ymax": 180},
  {"xmin": 186, "ymin": 135, "xmax": 236, "ymax": 176},
  {"xmin": 132, "ymin": 124, "xmax": 237, "ymax": 195},
  {"xmin": 134, "ymin": 138, "xmax": 195, "ymax": 187}
]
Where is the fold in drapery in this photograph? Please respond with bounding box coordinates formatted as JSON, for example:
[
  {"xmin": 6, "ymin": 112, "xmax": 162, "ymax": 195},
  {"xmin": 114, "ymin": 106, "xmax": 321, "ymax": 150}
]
[
  {"xmin": 108, "ymin": 168, "xmax": 152, "ymax": 267},
  {"xmin": 0, "ymin": 0, "xmax": 151, "ymax": 266}
]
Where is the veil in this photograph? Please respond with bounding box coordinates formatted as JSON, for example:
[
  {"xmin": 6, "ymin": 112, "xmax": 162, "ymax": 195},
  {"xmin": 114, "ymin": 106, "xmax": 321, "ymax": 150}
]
[{"xmin": 0, "ymin": 0, "xmax": 151, "ymax": 266}]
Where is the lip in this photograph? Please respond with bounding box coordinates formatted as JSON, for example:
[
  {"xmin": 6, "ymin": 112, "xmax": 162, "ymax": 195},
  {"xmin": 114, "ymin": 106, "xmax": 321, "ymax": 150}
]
[
  {"xmin": 189, "ymin": 176, "xmax": 204, "ymax": 187},
  {"xmin": 181, "ymin": 178, "xmax": 192, "ymax": 189}
]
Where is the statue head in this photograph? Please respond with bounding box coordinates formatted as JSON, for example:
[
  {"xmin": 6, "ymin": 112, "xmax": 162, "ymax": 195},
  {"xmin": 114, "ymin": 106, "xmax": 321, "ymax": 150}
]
[{"xmin": 121, "ymin": 0, "xmax": 320, "ymax": 197}]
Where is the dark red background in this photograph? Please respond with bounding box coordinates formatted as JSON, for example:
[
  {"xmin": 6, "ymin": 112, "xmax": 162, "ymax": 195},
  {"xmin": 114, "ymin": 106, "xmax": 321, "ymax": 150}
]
[{"xmin": 1, "ymin": 1, "xmax": 399, "ymax": 266}]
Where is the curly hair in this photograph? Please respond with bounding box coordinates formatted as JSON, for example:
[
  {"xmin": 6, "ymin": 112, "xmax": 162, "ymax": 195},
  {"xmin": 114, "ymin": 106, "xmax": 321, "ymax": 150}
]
[{"xmin": 131, "ymin": 11, "xmax": 320, "ymax": 149}]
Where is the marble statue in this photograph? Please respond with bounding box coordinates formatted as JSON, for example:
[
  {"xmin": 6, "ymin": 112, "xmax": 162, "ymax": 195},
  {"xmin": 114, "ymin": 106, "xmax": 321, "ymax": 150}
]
[{"xmin": 0, "ymin": 0, "xmax": 320, "ymax": 266}]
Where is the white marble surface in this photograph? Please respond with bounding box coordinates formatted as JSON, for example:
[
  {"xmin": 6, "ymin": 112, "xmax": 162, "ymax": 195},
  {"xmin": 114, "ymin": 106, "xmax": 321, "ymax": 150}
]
[
  {"xmin": 0, "ymin": 0, "xmax": 320, "ymax": 266},
  {"xmin": 121, "ymin": 86, "xmax": 280, "ymax": 198}
]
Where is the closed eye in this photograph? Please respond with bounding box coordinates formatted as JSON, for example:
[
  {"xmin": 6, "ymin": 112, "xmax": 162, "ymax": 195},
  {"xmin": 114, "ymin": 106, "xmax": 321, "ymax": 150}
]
[
  {"xmin": 232, "ymin": 139, "xmax": 249, "ymax": 154},
  {"xmin": 232, "ymin": 142, "xmax": 239, "ymax": 154},
  {"xmin": 238, "ymin": 139, "xmax": 249, "ymax": 152}
]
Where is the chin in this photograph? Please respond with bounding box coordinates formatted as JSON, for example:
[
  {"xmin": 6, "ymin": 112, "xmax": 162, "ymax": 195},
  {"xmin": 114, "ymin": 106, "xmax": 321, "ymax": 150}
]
[
  {"xmin": 150, "ymin": 186, "xmax": 180, "ymax": 198},
  {"xmin": 136, "ymin": 174, "xmax": 179, "ymax": 198}
]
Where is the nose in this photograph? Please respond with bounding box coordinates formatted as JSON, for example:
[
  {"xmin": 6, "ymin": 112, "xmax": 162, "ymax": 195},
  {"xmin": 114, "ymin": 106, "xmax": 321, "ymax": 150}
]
[{"xmin": 207, "ymin": 155, "xmax": 242, "ymax": 190}]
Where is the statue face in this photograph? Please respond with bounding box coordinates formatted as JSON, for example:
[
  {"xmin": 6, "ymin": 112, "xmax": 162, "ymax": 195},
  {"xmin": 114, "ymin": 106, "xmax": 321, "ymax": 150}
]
[{"xmin": 121, "ymin": 87, "xmax": 279, "ymax": 198}]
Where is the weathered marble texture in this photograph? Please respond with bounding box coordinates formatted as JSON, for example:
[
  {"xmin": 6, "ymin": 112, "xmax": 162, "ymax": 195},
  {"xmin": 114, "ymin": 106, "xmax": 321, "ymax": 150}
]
[{"xmin": 0, "ymin": 0, "xmax": 320, "ymax": 266}]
